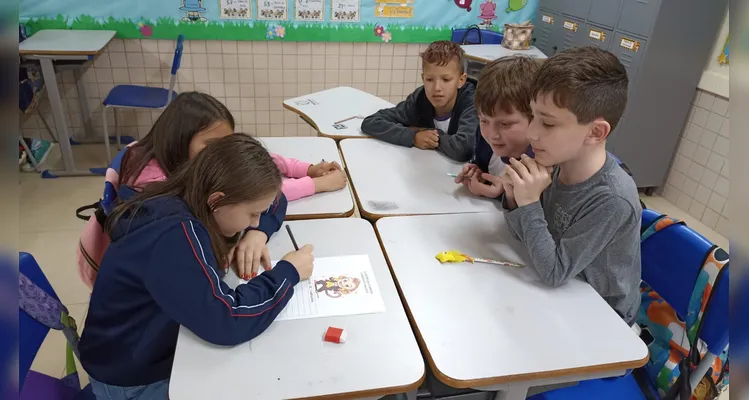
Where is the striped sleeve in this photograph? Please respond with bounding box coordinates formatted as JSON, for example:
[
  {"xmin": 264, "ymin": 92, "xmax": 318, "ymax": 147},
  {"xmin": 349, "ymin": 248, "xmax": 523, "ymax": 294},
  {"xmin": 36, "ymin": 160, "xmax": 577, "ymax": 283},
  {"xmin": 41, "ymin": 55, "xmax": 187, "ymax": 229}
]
[{"xmin": 144, "ymin": 220, "xmax": 300, "ymax": 346}]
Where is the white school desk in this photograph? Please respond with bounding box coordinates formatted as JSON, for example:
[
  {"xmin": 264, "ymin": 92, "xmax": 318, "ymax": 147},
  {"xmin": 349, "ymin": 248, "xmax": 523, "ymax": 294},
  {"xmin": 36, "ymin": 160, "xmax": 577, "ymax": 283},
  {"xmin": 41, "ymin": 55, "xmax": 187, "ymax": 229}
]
[
  {"xmin": 259, "ymin": 137, "xmax": 355, "ymax": 219},
  {"xmin": 461, "ymin": 44, "xmax": 548, "ymax": 63},
  {"xmin": 375, "ymin": 213, "xmax": 649, "ymax": 400},
  {"xmin": 283, "ymin": 86, "xmax": 395, "ymax": 139},
  {"xmin": 339, "ymin": 139, "xmax": 501, "ymax": 220},
  {"xmin": 20, "ymin": 29, "xmax": 117, "ymax": 177},
  {"xmin": 170, "ymin": 218, "xmax": 425, "ymax": 400}
]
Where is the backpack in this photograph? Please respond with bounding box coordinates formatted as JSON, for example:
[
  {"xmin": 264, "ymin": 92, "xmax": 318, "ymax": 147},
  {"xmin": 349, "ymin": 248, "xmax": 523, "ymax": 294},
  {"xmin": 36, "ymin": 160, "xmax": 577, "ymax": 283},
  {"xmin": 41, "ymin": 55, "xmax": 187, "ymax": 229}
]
[
  {"xmin": 636, "ymin": 215, "xmax": 729, "ymax": 399},
  {"xmin": 75, "ymin": 144, "xmax": 167, "ymax": 289}
]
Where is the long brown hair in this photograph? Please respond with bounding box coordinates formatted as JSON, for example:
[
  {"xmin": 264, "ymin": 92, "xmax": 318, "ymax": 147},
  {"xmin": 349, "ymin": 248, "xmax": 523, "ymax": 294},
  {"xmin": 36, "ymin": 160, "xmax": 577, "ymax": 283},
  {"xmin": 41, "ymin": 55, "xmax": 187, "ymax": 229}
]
[
  {"xmin": 106, "ymin": 134, "xmax": 282, "ymax": 264},
  {"xmin": 119, "ymin": 92, "xmax": 235, "ymax": 186}
]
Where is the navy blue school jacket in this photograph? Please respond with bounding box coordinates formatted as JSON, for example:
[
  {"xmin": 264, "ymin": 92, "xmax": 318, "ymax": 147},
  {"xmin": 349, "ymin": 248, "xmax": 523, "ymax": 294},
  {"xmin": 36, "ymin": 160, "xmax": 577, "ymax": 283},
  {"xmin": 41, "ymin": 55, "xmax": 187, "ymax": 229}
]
[{"xmin": 79, "ymin": 196, "xmax": 300, "ymax": 387}]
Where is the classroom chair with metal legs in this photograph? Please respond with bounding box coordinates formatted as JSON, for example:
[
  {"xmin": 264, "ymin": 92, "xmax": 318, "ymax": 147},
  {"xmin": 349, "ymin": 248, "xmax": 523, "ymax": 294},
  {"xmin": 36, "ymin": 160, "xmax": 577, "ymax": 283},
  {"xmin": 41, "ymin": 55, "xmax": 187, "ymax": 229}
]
[
  {"xmin": 100, "ymin": 34, "xmax": 184, "ymax": 162},
  {"xmin": 528, "ymin": 209, "xmax": 730, "ymax": 400}
]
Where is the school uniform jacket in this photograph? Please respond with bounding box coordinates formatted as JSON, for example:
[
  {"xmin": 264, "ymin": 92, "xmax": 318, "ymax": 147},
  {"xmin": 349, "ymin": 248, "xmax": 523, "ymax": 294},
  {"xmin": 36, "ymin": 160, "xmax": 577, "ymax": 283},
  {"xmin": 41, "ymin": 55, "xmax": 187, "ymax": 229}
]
[
  {"xmin": 360, "ymin": 78, "xmax": 479, "ymax": 162},
  {"xmin": 79, "ymin": 196, "xmax": 299, "ymax": 387}
]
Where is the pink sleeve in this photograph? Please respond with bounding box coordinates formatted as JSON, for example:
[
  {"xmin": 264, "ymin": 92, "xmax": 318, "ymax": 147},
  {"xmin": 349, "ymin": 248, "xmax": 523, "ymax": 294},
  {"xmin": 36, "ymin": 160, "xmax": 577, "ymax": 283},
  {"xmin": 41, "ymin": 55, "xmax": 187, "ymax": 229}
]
[
  {"xmin": 132, "ymin": 159, "xmax": 167, "ymax": 186},
  {"xmin": 271, "ymin": 153, "xmax": 312, "ymax": 179},
  {"xmin": 281, "ymin": 177, "xmax": 316, "ymax": 201}
]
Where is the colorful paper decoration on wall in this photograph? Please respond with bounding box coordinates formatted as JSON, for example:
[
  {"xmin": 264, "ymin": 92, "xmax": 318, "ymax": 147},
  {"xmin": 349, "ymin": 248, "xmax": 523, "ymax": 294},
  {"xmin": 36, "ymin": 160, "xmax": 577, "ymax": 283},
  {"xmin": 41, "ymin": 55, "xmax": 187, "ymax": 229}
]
[{"xmin": 20, "ymin": 0, "xmax": 537, "ymax": 43}]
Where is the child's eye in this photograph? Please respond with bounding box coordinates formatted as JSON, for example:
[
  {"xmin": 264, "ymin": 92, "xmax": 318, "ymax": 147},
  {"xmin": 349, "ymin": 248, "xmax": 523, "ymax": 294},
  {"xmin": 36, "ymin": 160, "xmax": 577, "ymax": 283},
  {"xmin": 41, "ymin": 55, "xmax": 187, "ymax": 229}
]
[{"xmin": 542, "ymin": 123, "xmax": 554, "ymax": 128}]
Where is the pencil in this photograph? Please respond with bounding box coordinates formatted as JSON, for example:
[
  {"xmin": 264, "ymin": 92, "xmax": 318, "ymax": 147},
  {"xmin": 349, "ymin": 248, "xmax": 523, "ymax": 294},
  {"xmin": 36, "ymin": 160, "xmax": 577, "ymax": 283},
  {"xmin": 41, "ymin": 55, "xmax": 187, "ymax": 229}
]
[{"xmin": 286, "ymin": 225, "xmax": 299, "ymax": 251}]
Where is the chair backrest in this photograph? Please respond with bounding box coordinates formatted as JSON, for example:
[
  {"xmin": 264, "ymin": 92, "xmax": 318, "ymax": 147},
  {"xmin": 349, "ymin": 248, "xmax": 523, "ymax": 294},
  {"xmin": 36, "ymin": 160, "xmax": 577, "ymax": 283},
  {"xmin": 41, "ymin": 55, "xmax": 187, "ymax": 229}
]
[
  {"xmin": 640, "ymin": 209, "xmax": 729, "ymax": 353},
  {"xmin": 18, "ymin": 252, "xmax": 59, "ymax": 392},
  {"xmin": 167, "ymin": 34, "xmax": 185, "ymax": 103}
]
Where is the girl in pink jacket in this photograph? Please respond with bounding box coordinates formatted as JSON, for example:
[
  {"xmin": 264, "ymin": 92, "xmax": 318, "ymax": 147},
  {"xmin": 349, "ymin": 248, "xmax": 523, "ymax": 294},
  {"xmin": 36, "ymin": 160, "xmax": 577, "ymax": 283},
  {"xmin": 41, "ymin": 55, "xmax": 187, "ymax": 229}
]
[{"xmin": 77, "ymin": 92, "xmax": 347, "ymax": 289}]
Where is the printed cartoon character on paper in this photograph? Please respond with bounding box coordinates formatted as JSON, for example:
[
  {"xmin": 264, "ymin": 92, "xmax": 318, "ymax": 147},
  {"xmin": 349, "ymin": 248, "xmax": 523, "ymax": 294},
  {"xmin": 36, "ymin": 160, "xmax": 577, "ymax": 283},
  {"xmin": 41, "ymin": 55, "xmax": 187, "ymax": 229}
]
[
  {"xmin": 477, "ymin": 0, "xmax": 497, "ymax": 27},
  {"xmin": 180, "ymin": 0, "xmax": 208, "ymax": 22},
  {"xmin": 315, "ymin": 275, "xmax": 362, "ymax": 298},
  {"xmin": 454, "ymin": 0, "xmax": 473, "ymax": 12},
  {"xmin": 506, "ymin": 0, "xmax": 528, "ymax": 12}
]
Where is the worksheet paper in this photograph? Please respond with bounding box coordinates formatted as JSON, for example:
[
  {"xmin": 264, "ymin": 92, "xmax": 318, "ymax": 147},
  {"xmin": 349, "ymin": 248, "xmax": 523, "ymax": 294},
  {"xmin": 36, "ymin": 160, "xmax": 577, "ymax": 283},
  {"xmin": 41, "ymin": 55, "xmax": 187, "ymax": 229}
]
[{"xmin": 226, "ymin": 255, "xmax": 386, "ymax": 321}]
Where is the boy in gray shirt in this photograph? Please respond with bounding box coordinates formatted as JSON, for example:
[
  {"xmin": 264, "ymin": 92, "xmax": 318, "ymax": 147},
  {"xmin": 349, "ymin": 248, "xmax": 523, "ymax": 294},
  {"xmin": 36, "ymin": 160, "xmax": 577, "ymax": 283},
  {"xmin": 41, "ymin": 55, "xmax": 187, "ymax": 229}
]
[{"xmin": 485, "ymin": 47, "xmax": 642, "ymax": 324}]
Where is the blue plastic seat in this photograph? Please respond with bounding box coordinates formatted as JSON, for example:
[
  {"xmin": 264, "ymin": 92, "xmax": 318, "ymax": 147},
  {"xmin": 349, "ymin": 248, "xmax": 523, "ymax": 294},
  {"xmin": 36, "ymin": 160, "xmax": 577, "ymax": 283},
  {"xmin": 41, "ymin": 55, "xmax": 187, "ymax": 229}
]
[
  {"xmin": 101, "ymin": 34, "xmax": 184, "ymax": 162},
  {"xmin": 19, "ymin": 252, "xmax": 95, "ymax": 400},
  {"xmin": 529, "ymin": 209, "xmax": 729, "ymax": 400},
  {"xmin": 102, "ymin": 85, "xmax": 178, "ymax": 109}
]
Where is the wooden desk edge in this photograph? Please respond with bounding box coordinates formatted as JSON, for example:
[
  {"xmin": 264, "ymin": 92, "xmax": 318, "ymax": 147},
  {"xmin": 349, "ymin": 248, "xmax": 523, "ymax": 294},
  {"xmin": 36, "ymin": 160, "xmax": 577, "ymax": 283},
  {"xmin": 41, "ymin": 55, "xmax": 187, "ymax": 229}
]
[
  {"xmin": 291, "ymin": 371, "xmax": 426, "ymax": 400},
  {"xmin": 371, "ymin": 220, "xmax": 650, "ymax": 390},
  {"xmin": 464, "ymin": 54, "xmax": 492, "ymax": 63},
  {"xmin": 20, "ymin": 32, "xmax": 116, "ymax": 57},
  {"xmin": 283, "ymin": 102, "xmax": 372, "ymax": 140},
  {"xmin": 285, "ymin": 207, "xmax": 355, "ymax": 221}
]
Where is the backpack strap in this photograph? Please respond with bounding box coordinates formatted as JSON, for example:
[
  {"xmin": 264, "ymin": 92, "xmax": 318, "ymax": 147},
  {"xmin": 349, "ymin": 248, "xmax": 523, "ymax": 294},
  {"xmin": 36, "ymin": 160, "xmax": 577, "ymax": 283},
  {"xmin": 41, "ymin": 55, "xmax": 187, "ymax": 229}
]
[
  {"xmin": 19, "ymin": 273, "xmax": 81, "ymax": 391},
  {"xmin": 641, "ymin": 214, "xmax": 685, "ymax": 242},
  {"xmin": 459, "ymin": 24, "xmax": 483, "ymax": 44},
  {"xmin": 663, "ymin": 246, "xmax": 729, "ymax": 400}
]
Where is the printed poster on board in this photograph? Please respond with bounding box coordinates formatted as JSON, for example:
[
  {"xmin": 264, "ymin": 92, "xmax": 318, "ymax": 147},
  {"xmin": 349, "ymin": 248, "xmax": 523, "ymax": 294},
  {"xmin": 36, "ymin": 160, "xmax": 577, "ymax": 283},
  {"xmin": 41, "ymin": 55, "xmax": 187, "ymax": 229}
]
[
  {"xmin": 257, "ymin": 0, "xmax": 288, "ymax": 20},
  {"xmin": 331, "ymin": 0, "xmax": 360, "ymax": 22},
  {"xmin": 219, "ymin": 0, "xmax": 251, "ymax": 19},
  {"xmin": 295, "ymin": 0, "xmax": 325, "ymax": 21}
]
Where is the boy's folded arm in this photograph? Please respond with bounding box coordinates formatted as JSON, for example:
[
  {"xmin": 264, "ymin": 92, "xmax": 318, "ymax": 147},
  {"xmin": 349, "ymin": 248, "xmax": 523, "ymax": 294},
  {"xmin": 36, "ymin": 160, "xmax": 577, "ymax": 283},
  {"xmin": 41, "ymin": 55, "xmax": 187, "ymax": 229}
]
[
  {"xmin": 436, "ymin": 104, "xmax": 479, "ymax": 162},
  {"xmin": 246, "ymin": 192, "xmax": 288, "ymax": 241},
  {"xmin": 145, "ymin": 221, "xmax": 300, "ymax": 346},
  {"xmin": 360, "ymin": 92, "xmax": 421, "ymax": 147},
  {"xmin": 505, "ymin": 196, "xmax": 635, "ymax": 287}
]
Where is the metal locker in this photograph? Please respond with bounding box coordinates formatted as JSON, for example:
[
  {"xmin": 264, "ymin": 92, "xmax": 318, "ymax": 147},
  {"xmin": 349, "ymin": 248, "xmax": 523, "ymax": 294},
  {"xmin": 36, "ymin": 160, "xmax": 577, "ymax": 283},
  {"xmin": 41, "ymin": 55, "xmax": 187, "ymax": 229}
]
[
  {"xmin": 610, "ymin": 32, "xmax": 647, "ymax": 84},
  {"xmin": 587, "ymin": 0, "xmax": 623, "ymax": 28},
  {"xmin": 557, "ymin": 16, "xmax": 586, "ymax": 51},
  {"xmin": 538, "ymin": 0, "xmax": 562, "ymax": 13},
  {"xmin": 533, "ymin": 9, "xmax": 563, "ymax": 56},
  {"xmin": 559, "ymin": 0, "xmax": 592, "ymax": 19},
  {"xmin": 579, "ymin": 23, "xmax": 614, "ymax": 50},
  {"xmin": 617, "ymin": 0, "xmax": 661, "ymax": 37}
]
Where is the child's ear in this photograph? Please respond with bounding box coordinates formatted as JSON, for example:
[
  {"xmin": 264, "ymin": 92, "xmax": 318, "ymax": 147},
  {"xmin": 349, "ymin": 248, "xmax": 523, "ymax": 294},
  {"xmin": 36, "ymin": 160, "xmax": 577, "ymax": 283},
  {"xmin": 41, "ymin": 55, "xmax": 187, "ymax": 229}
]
[
  {"xmin": 459, "ymin": 72, "xmax": 468, "ymax": 88},
  {"xmin": 588, "ymin": 119, "xmax": 611, "ymax": 143},
  {"xmin": 207, "ymin": 192, "xmax": 226, "ymax": 211}
]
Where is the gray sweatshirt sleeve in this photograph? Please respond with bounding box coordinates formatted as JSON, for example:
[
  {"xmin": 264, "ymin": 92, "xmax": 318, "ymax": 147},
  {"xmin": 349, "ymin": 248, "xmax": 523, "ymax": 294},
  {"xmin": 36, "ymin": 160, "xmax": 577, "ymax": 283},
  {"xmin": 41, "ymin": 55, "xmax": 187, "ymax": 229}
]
[
  {"xmin": 360, "ymin": 91, "xmax": 421, "ymax": 147},
  {"xmin": 436, "ymin": 101, "xmax": 478, "ymax": 162},
  {"xmin": 505, "ymin": 196, "xmax": 635, "ymax": 287}
]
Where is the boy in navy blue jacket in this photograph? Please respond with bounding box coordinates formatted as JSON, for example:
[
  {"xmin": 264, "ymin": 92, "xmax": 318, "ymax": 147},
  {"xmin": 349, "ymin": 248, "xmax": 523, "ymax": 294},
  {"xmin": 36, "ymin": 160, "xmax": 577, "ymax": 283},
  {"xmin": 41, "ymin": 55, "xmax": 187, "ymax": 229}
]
[
  {"xmin": 454, "ymin": 56, "xmax": 541, "ymax": 197},
  {"xmin": 361, "ymin": 41, "xmax": 478, "ymax": 162}
]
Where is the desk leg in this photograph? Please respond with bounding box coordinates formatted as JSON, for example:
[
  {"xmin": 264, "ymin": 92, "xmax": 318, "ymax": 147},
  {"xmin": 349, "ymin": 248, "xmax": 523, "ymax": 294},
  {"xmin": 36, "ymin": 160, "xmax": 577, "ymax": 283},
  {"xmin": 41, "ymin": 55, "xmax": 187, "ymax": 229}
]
[
  {"xmin": 38, "ymin": 58, "xmax": 101, "ymax": 177},
  {"xmin": 493, "ymin": 386, "xmax": 528, "ymax": 400},
  {"xmin": 74, "ymin": 68, "xmax": 94, "ymax": 139}
]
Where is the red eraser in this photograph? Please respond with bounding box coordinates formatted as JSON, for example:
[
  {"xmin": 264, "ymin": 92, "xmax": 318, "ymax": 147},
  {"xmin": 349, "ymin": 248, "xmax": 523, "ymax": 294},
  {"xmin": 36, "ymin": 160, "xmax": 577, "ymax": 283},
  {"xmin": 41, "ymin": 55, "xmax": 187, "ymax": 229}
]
[{"xmin": 323, "ymin": 326, "xmax": 347, "ymax": 344}]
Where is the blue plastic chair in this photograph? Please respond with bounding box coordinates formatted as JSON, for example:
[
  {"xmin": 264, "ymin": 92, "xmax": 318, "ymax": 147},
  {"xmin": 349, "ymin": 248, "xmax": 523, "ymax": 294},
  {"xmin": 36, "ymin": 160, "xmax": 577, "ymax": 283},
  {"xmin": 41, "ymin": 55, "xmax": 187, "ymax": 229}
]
[
  {"xmin": 528, "ymin": 209, "xmax": 730, "ymax": 400},
  {"xmin": 19, "ymin": 252, "xmax": 95, "ymax": 400},
  {"xmin": 101, "ymin": 34, "xmax": 184, "ymax": 162}
]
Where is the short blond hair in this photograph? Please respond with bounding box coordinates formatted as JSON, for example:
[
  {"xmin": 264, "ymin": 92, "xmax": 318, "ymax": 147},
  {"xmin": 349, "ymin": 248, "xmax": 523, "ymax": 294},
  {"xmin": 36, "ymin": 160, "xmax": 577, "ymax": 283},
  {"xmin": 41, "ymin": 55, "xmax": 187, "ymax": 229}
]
[{"xmin": 420, "ymin": 41, "xmax": 466, "ymax": 73}]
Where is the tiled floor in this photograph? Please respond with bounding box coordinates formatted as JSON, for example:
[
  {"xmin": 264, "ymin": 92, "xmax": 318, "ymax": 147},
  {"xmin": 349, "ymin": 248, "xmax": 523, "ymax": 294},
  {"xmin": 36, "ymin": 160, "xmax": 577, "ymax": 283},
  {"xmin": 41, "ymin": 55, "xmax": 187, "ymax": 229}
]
[{"xmin": 21, "ymin": 144, "xmax": 729, "ymax": 397}]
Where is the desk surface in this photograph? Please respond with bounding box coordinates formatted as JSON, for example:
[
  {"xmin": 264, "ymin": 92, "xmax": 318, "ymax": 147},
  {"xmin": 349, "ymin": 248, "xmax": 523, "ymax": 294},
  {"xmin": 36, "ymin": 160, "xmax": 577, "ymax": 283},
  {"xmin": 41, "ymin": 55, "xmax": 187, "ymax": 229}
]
[
  {"xmin": 283, "ymin": 86, "xmax": 394, "ymax": 139},
  {"xmin": 461, "ymin": 44, "xmax": 548, "ymax": 63},
  {"xmin": 19, "ymin": 29, "xmax": 116, "ymax": 56},
  {"xmin": 339, "ymin": 139, "xmax": 501, "ymax": 219},
  {"xmin": 171, "ymin": 218, "xmax": 425, "ymax": 400},
  {"xmin": 375, "ymin": 213, "xmax": 649, "ymax": 388},
  {"xmin": 259, "ymin": 137, "xmax": 355, "ymax": 219}
]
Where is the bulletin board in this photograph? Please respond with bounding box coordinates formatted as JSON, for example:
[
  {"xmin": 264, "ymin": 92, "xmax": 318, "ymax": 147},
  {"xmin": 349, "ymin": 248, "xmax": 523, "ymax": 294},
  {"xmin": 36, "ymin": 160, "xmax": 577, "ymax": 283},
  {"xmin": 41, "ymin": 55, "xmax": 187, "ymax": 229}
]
[{"xmin": 20, "ymin": 0, "xmax": 537, "ymax": 43}]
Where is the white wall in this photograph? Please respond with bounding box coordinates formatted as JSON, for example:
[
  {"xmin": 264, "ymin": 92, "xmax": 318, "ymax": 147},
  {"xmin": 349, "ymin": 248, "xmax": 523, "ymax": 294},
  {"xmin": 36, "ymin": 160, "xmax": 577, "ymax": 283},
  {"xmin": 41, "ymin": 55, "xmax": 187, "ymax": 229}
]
[{"xmin": 698, "ymin": 10, "xmax": 729, "ymax": 98}]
